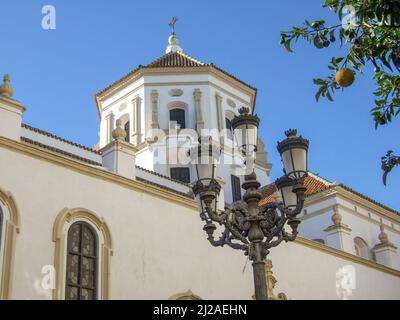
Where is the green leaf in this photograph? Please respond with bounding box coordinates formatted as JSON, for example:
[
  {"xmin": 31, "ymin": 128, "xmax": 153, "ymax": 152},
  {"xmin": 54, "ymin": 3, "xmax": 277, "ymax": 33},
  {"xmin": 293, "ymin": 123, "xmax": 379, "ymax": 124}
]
[
  {"xmin": 315, "ymin": 86, "xmax": 324, "ymax": 101},
  {"xmin": 326, "ymin": 90, "xmax": 334, "ymax": 102},
  {"xmin": 313, "ymin": 78, "xmax": 326, "ymax": 85},
  {"xmin": 284, "ymin": 40, "xmax": 294, "ymax": 53}
]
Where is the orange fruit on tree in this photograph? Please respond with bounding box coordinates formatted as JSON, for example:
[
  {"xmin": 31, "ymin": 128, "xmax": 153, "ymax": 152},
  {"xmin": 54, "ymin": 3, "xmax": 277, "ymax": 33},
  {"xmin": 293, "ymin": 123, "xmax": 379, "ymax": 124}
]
[{"xmin": 335, "ymin": 68, "xmax": 355, "ymax": 87}]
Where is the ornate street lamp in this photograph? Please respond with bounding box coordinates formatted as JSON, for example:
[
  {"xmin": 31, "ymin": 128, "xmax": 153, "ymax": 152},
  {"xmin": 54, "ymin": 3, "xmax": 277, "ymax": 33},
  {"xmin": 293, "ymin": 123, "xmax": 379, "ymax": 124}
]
[{"xmin": 191, "ymin": 107, "xmax": 309, "ymax": 300}]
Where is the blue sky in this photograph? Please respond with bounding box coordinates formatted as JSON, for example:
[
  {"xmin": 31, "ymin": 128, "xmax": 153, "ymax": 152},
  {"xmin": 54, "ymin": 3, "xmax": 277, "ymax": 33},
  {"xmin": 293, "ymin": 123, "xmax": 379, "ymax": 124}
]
[{"xmin": 1, "ymin": 0, "xmax": 399, "ymax": 210}]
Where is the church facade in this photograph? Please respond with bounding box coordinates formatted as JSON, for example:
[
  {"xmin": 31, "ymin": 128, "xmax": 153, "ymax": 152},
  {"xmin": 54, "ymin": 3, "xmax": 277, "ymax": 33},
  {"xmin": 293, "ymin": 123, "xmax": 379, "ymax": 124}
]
[{"xmin": 0, "ymin": 33, "xmax": 399, "ymax": 300}]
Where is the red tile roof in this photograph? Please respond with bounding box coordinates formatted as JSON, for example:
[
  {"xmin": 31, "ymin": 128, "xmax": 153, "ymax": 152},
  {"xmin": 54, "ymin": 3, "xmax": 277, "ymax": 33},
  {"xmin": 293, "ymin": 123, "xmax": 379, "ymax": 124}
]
[
  {"xmin": 22, "ymin": 123, "xmax": 101, "ymax": 155},
  {"xmin": 144, "ymin": 52, "xmax": 206, "ymax": 68},
  {"xmin": 21, "ymin": 137, "xmax": 102, "ymax": 166},
  {"xmin": 259, "ymin": 174, "xmax": 331, "ymax": 206},
  {"xmin": 136, "ymin": 165, "xmax": 190, "ymax": 187},
  {"xmin": 20, "ymin": 137, "xmax": 193, "ymax": 198},
  {"xmin": 96, "ymin": 51, "xmax": 257, "ymax": 97},
  {"xmin": 259, "ymin": 174, "xmax": 399, "ymax": 216}
]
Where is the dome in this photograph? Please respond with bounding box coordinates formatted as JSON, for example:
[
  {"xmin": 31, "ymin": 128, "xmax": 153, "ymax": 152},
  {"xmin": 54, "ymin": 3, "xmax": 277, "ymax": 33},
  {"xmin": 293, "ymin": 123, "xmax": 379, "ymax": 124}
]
[
  {"xmin": 168, "ymin": 34, "xmax": 180, "ymax": 46},
  {"xmin": 166, "ymin": 33, "xmax": 183, "ymax": 54}
]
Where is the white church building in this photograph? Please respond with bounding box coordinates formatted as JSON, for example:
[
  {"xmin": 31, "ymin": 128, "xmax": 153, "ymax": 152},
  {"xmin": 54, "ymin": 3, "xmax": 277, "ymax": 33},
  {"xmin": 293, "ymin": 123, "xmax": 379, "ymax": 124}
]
[{"xmin": 0, "ymin": 31, "xmax": 399, "ymax": 300}]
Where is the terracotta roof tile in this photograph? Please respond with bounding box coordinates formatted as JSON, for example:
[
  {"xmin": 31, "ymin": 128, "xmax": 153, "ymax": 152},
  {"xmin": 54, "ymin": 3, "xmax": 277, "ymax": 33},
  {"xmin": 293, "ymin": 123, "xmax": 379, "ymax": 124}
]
[
  {"xmin": 136, "ymin": 177, "xmax": 193, "ymax": 199},
  {"xmin": 337, "ymin": 184, "xmax": 400, "ymax": 215},
  {"xmin": 21, "ymin": 137, "xmax": 102, "ymax": 166},
  {"xmin": 20, "ymin": 138, "xmax": 193, "ymax": 199},
  {"xmin": 144, "ymin": 51, "xmax": 206, "ymax": 68},
  {"xmin": 259, "ymin": 174, "xmax": 399, "ymax": 216},
  {"xmin": 22, "ymin": 123, "xmax": 101, "ymax": 155},
  {"xmin": 96, "ymin": 51, "xmax": 257, "ymax": 97},
  {"xmin": 259, "ymin": 174, "xmax": 330, "ymax": 207}
]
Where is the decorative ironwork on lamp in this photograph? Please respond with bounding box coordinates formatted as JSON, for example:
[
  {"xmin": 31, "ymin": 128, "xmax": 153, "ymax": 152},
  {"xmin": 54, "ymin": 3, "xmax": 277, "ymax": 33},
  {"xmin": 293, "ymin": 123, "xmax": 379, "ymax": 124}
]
[{"xmin": 191, "ymin": 109, "xmax": 309, "ymax": 300}]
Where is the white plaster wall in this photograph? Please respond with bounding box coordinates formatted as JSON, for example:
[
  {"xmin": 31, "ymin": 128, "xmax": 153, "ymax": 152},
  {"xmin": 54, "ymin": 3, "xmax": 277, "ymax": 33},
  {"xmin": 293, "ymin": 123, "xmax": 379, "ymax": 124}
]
[
  {"xmin": 0, "ymin": 146, "xmax": 252, "ymax": 300},
  {"xmin": 270, "ymin": 240, "xmax": 400, "ymax": 300},
  {"xmin": 135, "ymin": 148, "xmax": 155, "ymax": 172},
  {"xmin": 99, "ymin": 85, "xmax": 145, "ymax": 149},
  {"xmin": 337, "ymin": 198, "xmax": 400, "ymax": 269},
  {"xmin": 297, "ymin": 197, "xmax": 338, "ymax": 241},
  {"xmin": 1, "ymin": 145, "xmax": 400, "ymax": 299},
  {"xmin": 298, "ymin": 196, "xmax": 400, "ymax": 270},
  {"xmin": 0, "ymin": 103, "xmax": 23, "ymax": 141},
  {"xmin": 299, "ymin": 211, "xmax": 334, "ymax": 243}
]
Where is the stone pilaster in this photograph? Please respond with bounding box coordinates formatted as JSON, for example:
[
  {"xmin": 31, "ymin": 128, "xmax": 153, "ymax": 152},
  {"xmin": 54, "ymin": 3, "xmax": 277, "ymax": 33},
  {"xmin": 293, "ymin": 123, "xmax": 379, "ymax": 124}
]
[
  {"xmin": 150, "ymin": 90, "xmax": 160, "ymax": 130},
  {"xmin": 215, "ymin": 93, "xmax": 224, "ymax": 132},
  {"xmin": 105, "ymin": 112, "xmax": 115, "ymax": 145},
  {"xmin": 131, "ymin": 95, "xmax": 140, "ymax": 145},
  {"xmin": 194, "ymin": 89, "xmax": 204, "ymax": 132}
]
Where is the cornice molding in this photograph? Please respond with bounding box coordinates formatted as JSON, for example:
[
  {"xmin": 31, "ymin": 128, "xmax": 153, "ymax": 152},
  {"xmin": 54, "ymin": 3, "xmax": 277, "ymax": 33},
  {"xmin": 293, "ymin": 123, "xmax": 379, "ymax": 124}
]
[
  {"xmin": 295, "ymin": 237, "xmax": 400, "ymax": 277},
  {"xmin": 0, "ymin": 96, "xmax": 26, "ymax": 113},
  {"xmin": 304, "ymin": 185, "xmax": 400, "ymax": 225},
  {"xmin": 95, "ymin": 67, "xmax": 256, "ymax": 118},
  {"xmin": 334, "ymin": 186, "xmax": 400, "ymax": 223}
]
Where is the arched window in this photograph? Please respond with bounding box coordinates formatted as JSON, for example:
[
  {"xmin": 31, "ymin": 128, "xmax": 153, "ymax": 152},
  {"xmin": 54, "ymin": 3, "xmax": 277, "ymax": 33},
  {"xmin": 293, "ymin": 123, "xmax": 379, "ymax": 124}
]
[
  {"xmin": 170, "ymin": 108, "xmax": 186, "ymax": 129},
  {"xmin": 0, "ymin": 189, "xmax": 20, "ymax": 300},
  {"xmin": 66, "ymin": 221, "xmax": 98, "ymax": 300},
  {"xmin": 53, "ymin": 208, "xmax": 112, "ymax": 300},
  {"xmin": 0, "ymin": 206, "xmax": 3, "ymax": 251},
  {"xmin": 124, "ymin": 121, "xmax": 130, "ymax": 143},
  {"xmin": 354, "ymin": 237, "xmax": 370, "ymax": 260}
]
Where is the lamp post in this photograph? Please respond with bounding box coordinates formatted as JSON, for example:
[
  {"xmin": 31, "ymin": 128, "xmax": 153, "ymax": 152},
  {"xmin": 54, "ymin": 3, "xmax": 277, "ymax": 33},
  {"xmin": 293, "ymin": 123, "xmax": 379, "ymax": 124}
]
[{"xmin": 191, "ymin": 107, "xmax": 309, "ymax": 300}]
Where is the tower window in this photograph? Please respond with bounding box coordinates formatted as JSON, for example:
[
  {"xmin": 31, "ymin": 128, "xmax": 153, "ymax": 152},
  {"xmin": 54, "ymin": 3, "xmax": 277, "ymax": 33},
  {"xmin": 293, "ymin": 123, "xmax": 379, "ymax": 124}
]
[
  {"xmin": 231, "ymin": 175, "xmax": 241, "ymax": 202},
  {"xmin": 354, "ymin": 237, "xmax": 370, "ymax": 260},
  {"xmin": 171, "ymin": 167, "xmax": 190, "ymax": 184},
  {"xmin": 66, "ymin": 222, "xmax": 98, "ymax": 300},
  {"xmin": 170, "ymin": 109, "xmax": 186, "ymax": 129}
]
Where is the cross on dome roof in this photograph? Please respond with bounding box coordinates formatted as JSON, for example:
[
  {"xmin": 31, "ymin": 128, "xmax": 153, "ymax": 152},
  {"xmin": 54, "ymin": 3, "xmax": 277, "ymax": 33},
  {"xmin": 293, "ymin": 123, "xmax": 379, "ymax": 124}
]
[{"xmin": 166, "ymin": 17, "xmax": 183, "ymax": 54}]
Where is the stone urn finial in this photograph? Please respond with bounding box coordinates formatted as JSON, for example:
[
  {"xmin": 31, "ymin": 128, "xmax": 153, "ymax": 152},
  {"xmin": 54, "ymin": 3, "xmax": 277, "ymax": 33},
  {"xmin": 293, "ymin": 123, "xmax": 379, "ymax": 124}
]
[
  {"xmin": 112, "ymin": 119, "xmax": 127, "ymax": 141},
  {"xmin": 378, "ymin": 224, "xmax": 389, "ymax": 244},
  {"xmin": 0, "ymin": 74, "xmax": 14, "ymax": 98},
  {"xmin": 331, "ymin": 206, "xmax": 342, "ymax": 226}
]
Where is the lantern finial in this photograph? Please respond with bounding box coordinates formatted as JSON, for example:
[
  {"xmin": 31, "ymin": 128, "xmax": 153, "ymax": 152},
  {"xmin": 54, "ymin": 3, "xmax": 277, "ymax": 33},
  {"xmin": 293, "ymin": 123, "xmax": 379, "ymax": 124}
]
[
  {"xmin": 284, "ymin": 129, "xmax": 297, "ymax": 138},
  {"xmin": 238, "ymin": 106, "xmax": 250, "ymax": 115}
]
